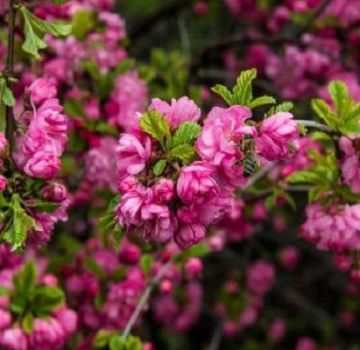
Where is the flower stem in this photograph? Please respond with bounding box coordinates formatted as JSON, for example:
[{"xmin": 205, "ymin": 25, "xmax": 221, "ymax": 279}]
[{"xmin": 296, "ymin": 120, "xmax": 333, "ymax": 133}]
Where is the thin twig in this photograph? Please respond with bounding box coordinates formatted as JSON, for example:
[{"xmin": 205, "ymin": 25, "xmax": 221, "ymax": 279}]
[
  {"xmin": 209, "ymin": 323, "xmax": 223, "ymax": 350},
  {"xmin": 4, "ymin": 0, "xmax": 16, "ymax": 153},
  {"xmin": 242, "ymin": 161, "xmax": 278, "ymax": 191},
  {"xmin": 296, "ymin": 119, "xmax": 333, "ymax": 133},
  {"xmin": 122, "ymin": 259, "xmax": 174, "ymax": 339}
]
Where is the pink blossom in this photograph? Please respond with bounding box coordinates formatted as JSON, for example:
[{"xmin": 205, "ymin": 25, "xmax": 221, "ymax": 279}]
[
  {"xmin": 177, "ymin": 161, "xmax": 219, "ymax": 205},
  {"xmin": 28, "ymin": 78, "xmax": 57, "ymax": 105},
  {"xmin": 185, "ymin": 258, "xmax": 203, "ymax": 279},
  {"xmin": 0, "ymin": 175, "xmax": 7, "ymax": 192},
  {"xmin": 268, "ymin": 318, "xmax": 286, "ymax": 343},
  {"xmin": 196, "ymin": 105, "xmax": 255, "ymax": 188},
  {"xmin": 340, "ymin": 137, "xmax": 360, "ymax": 193},
  {"xmin": 246, "ymin": 260, "xmax": 275, "ymax": 296},
  {"xmin": 256, "ymin": 112, "xmax": 298, "ymax": 161},
  {"xmin": 0, "ymin": 328, "xmax": 28, "ymax": 350},
  {"xmin": 175, "ymin": 224, "xmax": 206, "ymax": 249},
  {"xmin": 0, "ymin": 132, "xmax": 8, "ymax": 156},
  {"xmin": 0, "ymin": 309, "xmax": 11, "ymax": 330},
  {"xmin": 24, "ymin": 151, "xmax": 61, "ymax": 180},
  {"xmin": 41, "ymin": 182, "xmax": 68, "ymax": 202},
  {"xmin": 301, "ymin": 203, "xmax": 360, "ymax": 251},
  {"xmin": 153, "ymin": 179, "xmax": 174, "ymax": 204},
  {"xmin": 150, "ymin": 96, "xmax": 201, "ymax": 129},
  {"xmin": 54, "ymin": 308, "xmax": 78, "ymax": 337},
  {"xmin": 117, "ymin": 133, "xmax": 151, "ymax": 177},
  {"xmin": 279, "ymin": 247, "xmax": 300, "ymax": 270},
  {"xmin": 295, "ymin": 337, "xmax": 317, "ymax": 350},
  {"xmin": 30, "ymin": 318, "xmax": 65, "ymax": 350},
  {"xmin": 106, "ymin": 71, "xmax": 148, "ymax": 130}
]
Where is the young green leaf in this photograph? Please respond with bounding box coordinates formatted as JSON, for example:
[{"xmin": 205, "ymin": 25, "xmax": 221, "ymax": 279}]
[
  {"xmin": 328, "ymin": 80, "xmax": 351, "ymax": 118},
  {"xmin": 2, "ymin": 87, "xmax": 15, "ymax": 107},
  {"xmin": 22, "ymin": 312, "xmax": 34, "ymax": 334},
  {"xmin": 172, "ymin": 122, "xmax": 201, "ymax": 148},
  {"xmin": 170, "ymin": 144, "xmax": 196, "ymax": 165},
  {"xmin": 311, "ymin": 98, "xmax": 338, "ymax": 130},
  {"xmin": 153, "ymin": 159, "xmax": 167, "ymax": 176},
  {"xmin": 233, "ymin": 68, "xmax": 257, "ymax": 106},
  {"xmin": 32, "ymin": 285, "xmax": 65, "ymax": 314},
  {"xmin": 140, "ymin": 111, "xmax": 171, "ymax": 150},
  {"xmin": 211, "ymin": 84, "xmax": 233, "ymax": 105},
  {"xmin": 249, "ymin": 96, "xmax": 276, "ymax": 109}
]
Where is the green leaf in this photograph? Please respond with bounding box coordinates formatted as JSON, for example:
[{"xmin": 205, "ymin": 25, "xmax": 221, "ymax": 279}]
[
  {"xmin": 13, "ymin": 261, "xmax": 37, "ymax": 296},
  {"xmin": 2, "ymin": 194, "xmax": 37, "ymax": 251},
  {"xmin": 51, "ymin": 0, "xmax": 70, "ymax": 4},
  {"xmin": 275, "ymin": 101, "xmax": 294, "ymax": 113},
  {"xmin": 232, "ymin": 69, "xmax": 257, "ymax": 106},
  {"xmin": 287, "ymin": 171, "xmax": 320, "ymax": 184},
  {"xmin": 211, "ymin": 84, "xmax": 233, "ymax": 105},
  {"xmin": 125, "ymin": 336, "xmax": 142, "ymax": 350},
  {"xmin": 2, "ymin": 87, "xmax": 15, "ymax": 107},
  {"xmin": 176, "ymin": 243, "xmax": 209, "ymax": 261},
  {"xmin": 22, "ymin": 312, "xmax": 34, "ymax": 334},
  {"xmin": 311, "ymin": 98, "xmax": 338, "ymax": 129},
  {"xmin": 169, "ymin": 144, "xmax": 196, "ymax": 165},
  {"xmin": 140, "ymin": 110, "xmax": 171, "ymax": 150},
  {"xmin": 71, "ymin": 10, "xmax": 95, "ymax": 40},
  {"xmin": 93, "ymin": 330, "xmax": 113, "ymax": 349},
  {"xmin": 32, "ymin": 285, "xmax": 65, "ymax": 314},
  {"xmin": 83, "ymin": 258, "xmax": 105, "ymax": 279},
  {"xmin": 328, "ymin": 80, "xmax": 351, "ymax": 118},
  {"xmin": 153, "ymin": 159, "xmax": 167, "ymax": 176},
  {"xmin": 109, "ymin": 335, "xmax": 125, "ymax": 350},
  {"xmin": 20, "ymin": 6, "xmax": 71, "ymax": 59},
  {"xmin": 249, "ymin": 95, "xmax": 276, "ymax": 109},
  {"xmin": 140, "ymin": 254, "xmax": 153, "ymax": 275},
  {"xmin": 27, "ymin": 199, "xmax": 59, "ymax": 213},
  {"xmin": 172, "ymin": 122, "xmax": 201, "ymax": 148}
]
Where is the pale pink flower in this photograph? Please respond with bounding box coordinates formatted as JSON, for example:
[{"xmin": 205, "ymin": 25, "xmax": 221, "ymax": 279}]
[
  {"xmin": 256, "ymin": 112, "xmax": 298, "ymax": 161},
  {"xmin": 0, "ymin": 328, "xmax": 28, "ymax": 350},
  {"xmin": 54, "ymin": 308, "xmax": 78, "ymax": 337},
  {"xmin": 0, "ymin": 132, "xmax": 8, "ymax": 156},
  {"xmin": 150, "ymin": 96, "xmax": 201, "ymax": 129},
  {"xmin": 0, "ymin": 309, "xmax": 11, "ymax": 330}
]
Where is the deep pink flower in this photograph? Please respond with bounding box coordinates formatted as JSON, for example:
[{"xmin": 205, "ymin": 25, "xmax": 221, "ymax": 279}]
[
  {"xmin": 28, "ymin": 78, "xmax": 57, "ymax": 105},
  {"xmin": 117, "ymin": 133, "xmax": 151, "ymax": 177},
  {"xmin": 0, "ymin": 175, "xmax": 7, "ymax": 192},
  {"xmin": 54, "ymin": 308, "xmax": 78, "ymax": 337},
  {"xmin": 340, "ymin": 137, "xmax": 360, "ymax": 193},
  {"xmin": 30, "ymin": 318, "xmax": 65, "ymax": 350},
  {"xmin": 256, "ymin": 112, "xmax": 298, "ymax": 161},
  {"xmin": 246, "ymin": 260, "xmax": 275, "ymax": 296},
  {"xmin": 41, "ymin": 182, "xmax": 68, "ymax": 202},
  {"xmin": 177, "ymin": 161, "xmax": 219, "ymax": 205},
  {"xmin": 150, "ymin": 96, "xmax": 201, "ymax": 129},
  {"xmin": 175, "ymin": 224, "xmax": 206, "ymax": 249},
  {"xmin": 0, "ymin": 309, "xmax": 11, "ymax": 330},
  {"xmin": 0, "ymin": 132, "xmax": 8, "ymax": 156},
  {"xmin": 153, "ymin": 179, "xmax": 174, "ymax": 204},
  {"xmin": 24, "ymin": 151, "xmax": 61, "ymax": 180}
]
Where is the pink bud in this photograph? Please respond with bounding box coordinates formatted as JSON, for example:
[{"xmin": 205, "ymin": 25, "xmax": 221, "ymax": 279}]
[
  {"xmin": 0, "ymin": 175, "xmax": 7, "ymax": 192},
  {"xmin": 185, "ymin": 258, "xmax": 203, "ymax": 279}
]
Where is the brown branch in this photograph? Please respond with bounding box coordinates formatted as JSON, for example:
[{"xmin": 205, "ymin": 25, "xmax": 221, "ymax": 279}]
[{"xmin": 4, "ymin": 0, "xmax": 17, "ymax": 153}]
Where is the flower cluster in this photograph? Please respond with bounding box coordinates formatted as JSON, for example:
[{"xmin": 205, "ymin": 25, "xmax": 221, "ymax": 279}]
[{"xmin": 116, "ymin": 95, "xmax": 298, "ymax": 249}]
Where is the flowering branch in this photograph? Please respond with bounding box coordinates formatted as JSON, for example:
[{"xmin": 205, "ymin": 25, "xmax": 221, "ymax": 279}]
[{"xmin": 122, "ymin": 259, "xmax": 174, "ymax": 339}]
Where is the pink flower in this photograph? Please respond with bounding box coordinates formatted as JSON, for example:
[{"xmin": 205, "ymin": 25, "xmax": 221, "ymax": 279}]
[
  {"xmin": 301, "ymin": 203, "xmax": 360, "ymax": 251},
  {"xmin": 140, "ymin": 204, "xmax": 177, "ymax": 243},
  {"xmin": 117, "ymin": 133, "xmax": 151, "ymax": 177},
  {"xmin": 340, "ymin": 137, "xmax": 360, "ymax": 193},
  {"xmin": 30, "ymin": 318, "xmax": 65, "ymax": 350},
  {"xmin": 196, "ymin": 105, "xmax": 255, "ymax": 188},
  {"xmin": 0, "ymin": 309, "xmax": 11, "ymax": 330},
  {"xmin": 24, "ymin": 151, "xmax": 61, "ymax": 179},
  {"xmin": 150, "ymin": 96, "xmax": 201, "ymax": 129},
  {"xmin": 256, "ymin": 112, "xmax": 298, "ymax": 161},
  {"xmin": 295, "ymin": 337, "xmax": 316, "ymax": 350},
  {"xmin": 175, "ymin": 224, "xmax": 206, "ymax": 249},
  {"xmin": 106, "ymin": 71, "xmax": 148, "ymax": 130},
  {"xmin": 268, "ymin": 318, "xmax": 286, "ymax": 343},
  {"xmin": 246, "ymin": 260, "xmax": 275, "ymax": 296},
  {"xmin": 54, "ymin": 308, "xmax": 78, "ymax": 337},
  {"xmin": 177, "ymin": 161, "xmax": 219, "ymax": 205},
  {"xmin": 0, "ymin": 132, "xmax": 8, "ymax": 156},
  {"xmin": 0, "ymin": 328, "xmax": 28, "ymax": 350},
  {"xmin": 153, "ymin": 179, "xmax": 174, "ymax": 204},
  {"xmin": 41, "ymin": 182, "xmax": 68, "ymax": 202},
  {"xmin": 0, "ymin": 175, "xmax": 7, "ymax": 192},
  {"xmin": 28, "ymin": 78, "xmax": 57, "ymax": 105}
]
